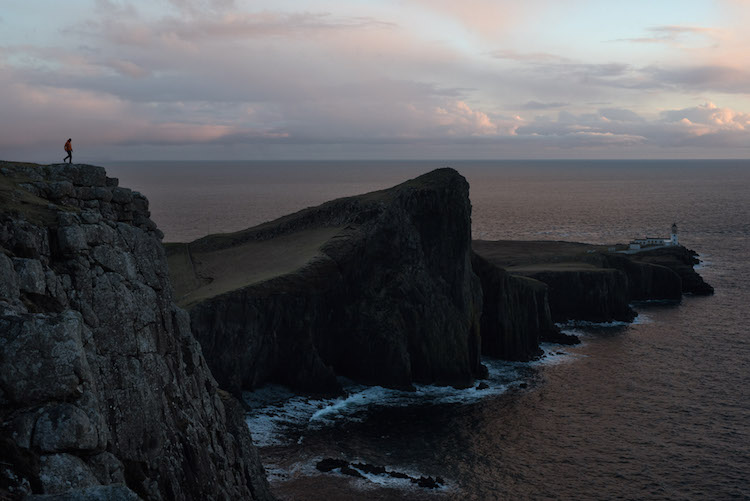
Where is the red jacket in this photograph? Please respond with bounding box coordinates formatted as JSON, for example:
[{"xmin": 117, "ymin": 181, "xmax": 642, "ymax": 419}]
[{"xmin": 64, "ymin": 140, "xmax": 72, "ymax": 152}]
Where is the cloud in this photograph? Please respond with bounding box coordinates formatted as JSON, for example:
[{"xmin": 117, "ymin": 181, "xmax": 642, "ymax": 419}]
[
  {"xmin": 599, "ymin": 108, "xmax": 644, "ymax": 122},
  {"xmin": 614, "ymin": 24, "xmax": 722, "ymax": 45},
  {"xmin": 643, "ymin": 64, "xmax": 750, "ymax": 93},
  {"xmin": 3, "ymin": 1, "xmax": 750, "ymax": 160},
  {"xmin": 490, "ymin": 49, "xmax": 570, "ymax": 64},
  {"xmin": 520, "ymin": 101, "xmax": 568, "ymax": 110}
]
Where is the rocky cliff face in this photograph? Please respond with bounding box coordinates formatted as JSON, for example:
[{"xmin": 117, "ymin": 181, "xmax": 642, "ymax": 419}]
[
  {"xmin": 593, "ymin": 253, "xmax": 683, "ymax": 301},
  {"xmin": 471, "ymin": 252, "xmax": 553, "ymax": 361},
  {"xmin": 179, "ymin": 168, "xmax": 484, "ymax": 395},
  {"xmin": 0, "ymin": 162, "xmax": 272, "ymax": 500},
  {"xmin": 472, "ymin": 240, "xmax": 704, "ymax": 324},
  {"xmin": 629, "ymin": 246, "xmax": 714, "ymax": 295},
  {"xmin": 520, "ymin": 268, "xmax": 636, "ymax": 323}
]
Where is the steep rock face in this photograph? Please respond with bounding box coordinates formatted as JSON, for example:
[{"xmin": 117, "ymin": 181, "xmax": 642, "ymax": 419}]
[
  {"xmin": 0, "ymin": 162, "xmax": 272, "ymax": 501},
  {"xmin": 472, "ymin": 240, "xmax": 701, "ymax": 323},
  {"xmin": 179, "ymin": 168, "xmax": 484, "ymax": 394},
  {"xmin": 630, "ymin": 246, "xmax": 714, "ymax": 295},
  {"xmin": 516, "ymin": 268, "xmax": 635, "ymax": 323},
  {"xmin": 574, "ymin": 252, "xmax": 683, "ymax": 301},
  {"xmin": 471, "ymin": 252, "xmax": 553, "ymax": 361}
]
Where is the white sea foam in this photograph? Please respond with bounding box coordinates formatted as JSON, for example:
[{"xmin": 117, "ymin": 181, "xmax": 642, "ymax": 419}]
[
  {"xmin": 632, "ymin": 313, "xmax": 651, "ymax": 324},
  {"xmin": 532, "ymin": 343, "xmax": 586, "ymax": 366},
  {"xmin": 245, "ymin": 361, "xmax": 529, "ymax": 447},
  {"xmin": 694, "ymin": 253, "xmax": 711, "ymax": 270},
  {"xmin": 557, "ymin": 319, "xmax": 631, "ymax": 329}
]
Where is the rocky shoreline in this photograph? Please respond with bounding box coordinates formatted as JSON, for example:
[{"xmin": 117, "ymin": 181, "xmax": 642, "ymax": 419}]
[{"xmin": 1, "ymin": 161, "xmax": 712, "ymax": 499}]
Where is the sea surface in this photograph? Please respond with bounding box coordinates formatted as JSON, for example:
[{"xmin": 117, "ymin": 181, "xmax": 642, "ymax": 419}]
[{"xmin": 105, "ymin": 160, "xmax": 750, "ymax": 500}]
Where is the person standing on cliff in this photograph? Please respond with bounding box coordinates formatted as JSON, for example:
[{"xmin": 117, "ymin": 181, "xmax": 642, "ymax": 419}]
[{"xmin": 63, "ymin": 138, "xmax": 73, "ymax": 164}]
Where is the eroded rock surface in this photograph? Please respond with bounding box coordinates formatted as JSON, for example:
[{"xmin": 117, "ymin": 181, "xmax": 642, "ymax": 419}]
[{"xmin": 0, "ymin": 162, "xmax": 272, "ymax": 500}]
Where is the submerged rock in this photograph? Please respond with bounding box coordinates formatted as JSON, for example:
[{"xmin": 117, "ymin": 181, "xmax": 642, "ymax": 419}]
[{"xmin": 0, "ymin": 162, "xmax": 273, "ymax": 500}]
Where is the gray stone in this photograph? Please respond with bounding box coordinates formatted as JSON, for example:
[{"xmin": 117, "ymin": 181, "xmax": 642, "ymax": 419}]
[
  {"xmin": 8, "ymin": 410, "xmax": 38, "ymax": 448},
  {"xmin": 111, "ymin": 187, "xmax": 133, "ymax": 204},
  {"xmin": 91, "ymin": 245, "xmax": 138, "ymax": 281},
  {"xmin": 32, "ymin": 403, "xmax": 100, "ymax": 452},
  {"xmin": 57, "ymin": 225, "xmax": 88, "ymax": 254},
  {"xmin": 86, "ymin": 452, "xmax": 126, "ymax": 485},
  {"xmin": 38, "ymin": 453, "xmax": 99, "ymax": 494},
  {"xmin": 26, "ymin": 485, "xmax": 142, "ymax": 501},
  {"xmin": 0, "ymin": 253, "xmax": 20, "ymax": 301},
  {"xmin": 0, "ymin": 310, "xmax": 91, "ymax": 404},
  {"xmin": 80, "ymin": 210, "xmax": 103, "ymax": 225},
  {"xmin": 47, "ymin": 181, "xmax": 76, "ymax": 201},
  {"xmin": 45, "ymin": 269, "xmax": 69, "ymax": 306},
  {"xmin": 46, "ymin": 164, "xmax": 107, "ymax": 187},
  {"xmin": 57, "ymin": 212, "xmax": 79, "ymax": 226},
  {"xmin": 12, "ymin": 257, "xmax": 46, "ymax": 294},
  {"xmin": 93, "ymin": 187, "xmax": 113, "ymax": 202}
]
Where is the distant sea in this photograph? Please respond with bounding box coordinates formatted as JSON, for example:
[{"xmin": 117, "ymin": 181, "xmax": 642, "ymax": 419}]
[{"xmin": 105, "ymin": 160, "xmax": 750, "ymax": 500}]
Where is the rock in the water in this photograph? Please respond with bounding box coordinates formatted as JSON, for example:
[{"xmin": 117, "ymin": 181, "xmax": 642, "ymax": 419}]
[
  {"xmin": 339, "ymin": 466, "xmax": 365, "ymax": 479},
  {"xmin": 315, "ymin": 458, "xmax": 348, "ymax": 473}
]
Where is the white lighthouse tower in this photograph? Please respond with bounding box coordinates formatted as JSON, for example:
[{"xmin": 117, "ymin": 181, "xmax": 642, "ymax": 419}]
[{"xmin": 670, "ymin": 223, "xmax": 678, "ymax": 246}]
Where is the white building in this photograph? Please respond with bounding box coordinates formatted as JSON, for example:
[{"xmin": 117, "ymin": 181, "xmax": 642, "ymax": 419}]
[{"xmin": 629, "ymin": 223, "xmax": 678, "ymax": 250}]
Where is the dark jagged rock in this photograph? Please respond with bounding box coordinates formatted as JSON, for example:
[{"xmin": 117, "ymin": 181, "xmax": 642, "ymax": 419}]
[
  {"xmin": 415, "ymin": 476, "xmax": 442, "ymax": 489},
  {"xmin": 316, "ymin": 459, "xmax": 443, "ymax": 489},
  {"xmin": 316, "ymin": 459, "xmax": 348, "ymax": 473},
  {"xmin": 0, "ymin": 162, "xmax": 273, "ymax": 500},
  {"xmin": 173, "ymin": 168, "xmax": 484, "ymax": 394},
  {"xmin": 339, "ymin": 466, "xmax": 365, "ymax": 479},
  {"xmin": 352, "ymin": 463, "xmax": 387, "ymax": 475}
]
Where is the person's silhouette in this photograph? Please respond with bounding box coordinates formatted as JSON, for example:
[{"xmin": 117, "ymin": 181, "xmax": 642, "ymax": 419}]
[{"xmin": 63, "ymin": 138, "xmax": 73, "ymax": 164}]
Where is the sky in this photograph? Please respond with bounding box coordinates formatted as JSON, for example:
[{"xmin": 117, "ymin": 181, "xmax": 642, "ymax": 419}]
[{"xmin": 2, "ymin": 0, "xmax": 750, "ymax": 161}]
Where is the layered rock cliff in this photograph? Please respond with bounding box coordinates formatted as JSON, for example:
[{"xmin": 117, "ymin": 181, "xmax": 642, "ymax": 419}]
[
  {"xmin": 471, "ymin": 252, "xmax": 557, "ymax": 361},
  {"xmin": 169, "ymin": 168, "xmax": 484, "ymax": 395},
  {"xmin": 629, "ymin": 246, "xmax": 714, "ymax": 295},
  {"xmin": 0, "ymin": 162, "xmax": 272, "ymax": 500},
  {"xmin": 473, "ymin": 240, "xmax": 709, "ymax": 323}
]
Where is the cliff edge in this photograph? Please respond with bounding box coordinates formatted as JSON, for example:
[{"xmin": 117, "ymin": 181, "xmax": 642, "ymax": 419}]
[
  {"xmin": 0, "ymin": 162, "xmax": 273, "ymax": 500},
  {"xmin": 168, "ymin": 168, "xmax": 484, "ymax": 395}
]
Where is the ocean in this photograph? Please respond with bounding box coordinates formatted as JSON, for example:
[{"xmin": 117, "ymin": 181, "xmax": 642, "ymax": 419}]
[{"xmin": 105, "ymin": 160, "xmax": 750, "ymax": 500}]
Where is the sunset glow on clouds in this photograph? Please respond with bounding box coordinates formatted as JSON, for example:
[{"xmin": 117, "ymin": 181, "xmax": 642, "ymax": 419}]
[{"xmin": 2, "ymin": 0, "xmax": 750, "ymax": 160}]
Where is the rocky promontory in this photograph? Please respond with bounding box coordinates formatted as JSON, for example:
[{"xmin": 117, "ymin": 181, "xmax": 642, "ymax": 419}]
[
  {"xmin": 169, "ymin": 168, "xmax": 484, "ymax": 395},
  {"xmin": 473, "ymin": 240, "xmax": 712, "ymax": 323},
  {"xmin": 0, "ymin": 162, "xmax": 272, "ymax": 500}
]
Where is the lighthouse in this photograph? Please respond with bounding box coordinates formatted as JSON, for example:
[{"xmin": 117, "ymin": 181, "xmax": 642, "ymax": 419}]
[{"xmin": 670, "ymin": 223, "xmax": 678, "ymax": 246}]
